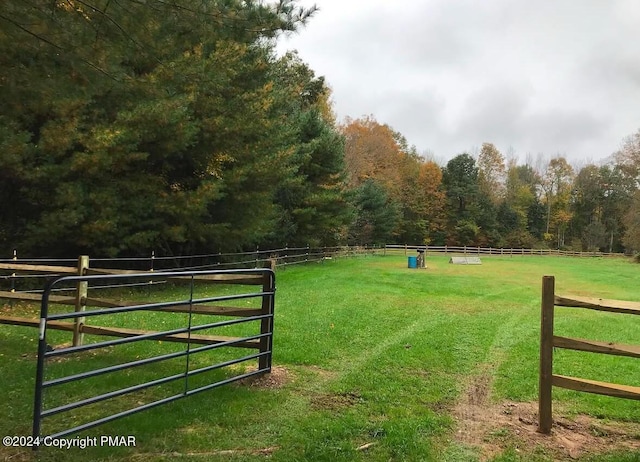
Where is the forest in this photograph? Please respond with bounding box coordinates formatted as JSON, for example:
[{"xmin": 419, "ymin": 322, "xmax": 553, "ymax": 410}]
[{"xmin": 1, "ymin": 0, "xmax": 639, "ymax": 257}]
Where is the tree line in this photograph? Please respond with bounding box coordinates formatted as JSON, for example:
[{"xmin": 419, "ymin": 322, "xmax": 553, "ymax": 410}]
[
  {"xmin": 1, "ymin": 1, "xmax": 639, "ymax": 257},
  {"xmin": 343, "ymin": 121, "xmax": 640, "ymax": 254}
]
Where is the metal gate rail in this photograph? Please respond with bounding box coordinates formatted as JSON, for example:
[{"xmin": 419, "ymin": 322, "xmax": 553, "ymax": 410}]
[{"xmin": 32, "ymin": 268, "xmax": 275, "ymax": 443}]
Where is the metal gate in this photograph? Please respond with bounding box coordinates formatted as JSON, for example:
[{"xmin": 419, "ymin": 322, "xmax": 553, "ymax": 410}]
[{"xmin": 32, "ymin": 268, "xmax": 275, "ymax": 443}]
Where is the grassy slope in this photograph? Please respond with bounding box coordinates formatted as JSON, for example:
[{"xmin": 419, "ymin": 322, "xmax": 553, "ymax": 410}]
[{"xmin": 0, "ymin": 254, "xmax": 639, "ymax": 461}]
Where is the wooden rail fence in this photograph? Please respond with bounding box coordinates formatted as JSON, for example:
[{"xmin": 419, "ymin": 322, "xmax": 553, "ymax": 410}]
[
  {"xmin": 0, "ymin": 256, "xmax": 273, "ymax": 351},
  {"xmin": 1, "ymin": 245, "xmax": 381, "ymax": 274},
  {"xmin": 385, "ymin": 245, "xmax": 626, "ymax": 258},
  {"xmin": 538, "ymin": 276, "xmax": 640, "ymax": 434}
]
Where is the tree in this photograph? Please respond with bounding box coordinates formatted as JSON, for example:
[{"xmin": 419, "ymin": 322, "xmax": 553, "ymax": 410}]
[
  {"xmin": 0, "ymin": 1, "xmax": 319, "ymax": 256},
  {"xmin": 477, "ymin": 142, "xmax": 506, "ymax": 204},
  {"xmin": 623, "ymin": 191, "xmax": 640, "ymax": 254},
  {"xmin": 503, "ymin": 160, "xmax": 541, "ymax": 244},
  {"xmin": 342, "ymin": 116, "xmax": 446, "ymax": 245},
  {"xmin": 601, "ymin": 165, "xmax": 636, "ymax": 252},
  {"xmin": 442, "ymin": 153, "xmax": 479, "ymax": 215},
  {"xmin": 616, "ymin": 129, "xmax": 640, "ymax": 182},
  {"xmin": 541, "ymin": 157, "xmax": 574, "ymax": 247},
  {"xmin": 527, "ymin": 199, "xmax": 547, "ymax": 241},
  {"xmin": 582, "ymin": 221, "xmax": 608, "ymax": 252},
  {"xmin": 341, "ymin": 116, "xmax": 406, "ymax": 196},
  {"xmin": 442, "ymin": 153, "xmax": 483, "ymax": 245},
  {"xmin": 348, "ymin": 179, "xmax": 400, "ymax": 245},
  {"xmin": 395, "ymin": 157, "xmax": 446, "ymax": 245},
  {"xmin": 612, "ymin": 128, "xmax": 640, "ymax": 253},
  {"xmin": 266, "ymin": 53, "xmax": 352, "ymax": 247},
  {"xmin": 566, "ymin": 163, "xmax": 635, "ymax": 252},
  {"xmin": 570, "ymin": 165, "xmax": 604, "ymax": 250},
  {"xmin": 416, "ymin": 160, "xmax": 447, "ymax": 243}
]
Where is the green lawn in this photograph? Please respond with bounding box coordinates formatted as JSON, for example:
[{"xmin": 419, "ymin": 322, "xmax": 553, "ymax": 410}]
[{"xmin": 1, "ymin": 254, "xmax": 640, "ymax": 461}]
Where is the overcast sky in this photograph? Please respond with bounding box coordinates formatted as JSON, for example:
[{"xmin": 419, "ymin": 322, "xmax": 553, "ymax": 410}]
[{"xmin": 276, "ymin": 0, "xmax": 640, "ymax": 166}]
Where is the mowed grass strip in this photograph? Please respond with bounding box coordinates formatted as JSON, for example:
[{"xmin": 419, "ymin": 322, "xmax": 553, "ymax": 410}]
[{"xmin": 0, "ymin": 254, "xmax": 639, "ymax": 461}]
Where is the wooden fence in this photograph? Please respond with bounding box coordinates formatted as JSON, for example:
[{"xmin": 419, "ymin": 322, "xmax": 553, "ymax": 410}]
[
  {"xmin": 538, "ymin": 276, "xmax": 640, "ymax": 434},
  {"xmin": 2, "ymin": 244, "xmax": 625, "ymax": 279},
  {"xmin": 385, "ymin": 245, "xmax": 626, "ymax": 258},
  {"xmin": 1, "ymin": 245, "xmax": 383, "ymax": 276},
  {"xmin": 0, "ymin": 256, "xmax": 275, "ymax": 352}
]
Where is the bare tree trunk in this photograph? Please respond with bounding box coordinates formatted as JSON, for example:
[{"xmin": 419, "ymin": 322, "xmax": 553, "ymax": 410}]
[
  {"xmin": 546, "ymin": 198, "xmax": 551, "ymax": 234},
  {"xmin": 609, "ymin": 230, "xmax": 614, "ymax": 253}
]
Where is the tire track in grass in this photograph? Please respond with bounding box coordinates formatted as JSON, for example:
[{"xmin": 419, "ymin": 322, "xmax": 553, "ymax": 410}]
[
  {"xmin": 282, "ymin": 286, "xmax": 538, "ymax": 459},
  {"xmin": 327, "ymin": 317, "xmax": 427, "ymax": 383},
  {"xmin": 464, "ymin": 297, "xmax": 537, "ymax": 400},
  {"xmin": 320, "ymin": 286, "xmax": 534, "ymax": 388},
  {"xmin": 449, "ymin": 298, "xmax": 537, "ymax": 457}
]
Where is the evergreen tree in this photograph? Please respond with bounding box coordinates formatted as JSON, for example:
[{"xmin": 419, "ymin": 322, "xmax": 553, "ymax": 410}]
[
  {"xmin": 442, "ymin": 153, "xmax": 481, "ymax": 245},
  {"xmin": 0, "ymin": 0, "xmax": 316, "ymax": 256},
  {"xmin": 266, "ymin": 53, "xmax": 352, "ymax": 247},
  {"xmin": 348, "ymin": 180, "xmax": 400, "ymax": 246}
]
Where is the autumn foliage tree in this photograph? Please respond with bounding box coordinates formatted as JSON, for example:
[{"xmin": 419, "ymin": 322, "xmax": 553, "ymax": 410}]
[
  {"xmin": 541, "ymin": 157, "xmax": 574, "ymax": 247},
  {"xmin": 396, "ymin": 160, "xmax": 446, "ymax": 244},
  {"xmin": 477, "ymin": 142, "xmax": 506, "ymax": 204},
  {"xmin": 342, "ymin": 116, "xmax": 404, "ymax": 192},
  {"xmin": 341, "ymin": 116, "xmax": 445, "ymax": 245}
]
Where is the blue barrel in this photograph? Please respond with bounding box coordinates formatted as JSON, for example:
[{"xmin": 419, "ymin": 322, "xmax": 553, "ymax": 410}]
[{"xmin": 408, "ymin": 256, "xmax": 417, "ymax": 268}]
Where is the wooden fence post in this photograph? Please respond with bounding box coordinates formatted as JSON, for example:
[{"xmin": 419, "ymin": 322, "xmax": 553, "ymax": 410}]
[
  {"xmin": 9, "ymin": 250, "xmax": 17, "ymax": 308},
  {"xmin": 73, "ymin": 255, "xmax": 89, "ymax": 347},
  {"xmin": 538, "ymin": 275, "xmax": 555, "ymax": 434},
  {"xmin": 10, "ymin": 249, "xmax": 17, "ymax": 294}
]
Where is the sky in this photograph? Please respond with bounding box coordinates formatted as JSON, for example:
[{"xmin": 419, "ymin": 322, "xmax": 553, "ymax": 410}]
[{"xmin": 276, "ymin": 0, "xmax": 640, "ymax": 166}]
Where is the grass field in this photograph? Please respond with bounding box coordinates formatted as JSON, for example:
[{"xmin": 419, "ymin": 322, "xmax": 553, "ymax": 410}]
[{"xmin": 1, "ymin": 254, "xmax": 640, "ymax": 461}]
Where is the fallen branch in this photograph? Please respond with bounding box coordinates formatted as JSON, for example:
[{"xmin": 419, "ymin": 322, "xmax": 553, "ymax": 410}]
[
  {"xmin": 356, "ymin": 442, "xmax": 377, "ymax": 451},
  {"xmin": 131, "ymin": 446, "xmax": 279, "ymax": 459}
]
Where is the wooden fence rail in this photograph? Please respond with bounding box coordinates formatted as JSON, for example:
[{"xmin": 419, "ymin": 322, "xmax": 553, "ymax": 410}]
[
  {"xmin": 385, "ymin": 245, "xmax": 626, "ymax": 258},
  {"xmin": 538, "ymin": 276, "xmax": 640, "ymax": 434},
  {"xmin": 0, "ymin": 256, "xmax": 272, "ymax": 349},
  {"xmin": 0, "ymin": 245, "xmax": 384, "ymax": 272}
]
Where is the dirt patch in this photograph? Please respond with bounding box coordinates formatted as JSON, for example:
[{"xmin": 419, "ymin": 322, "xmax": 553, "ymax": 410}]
[
  {"xmin": 452, "ymin": 374, "xmax": 640, "ymax": 460},
  {"xmin": 297, "ymin": 364, "xmax": 339, "ymax": 381},
  {"xmin": 310, "ymin": 391, "xmax": 363, "ymax": 411},
  {"xmin": 235, "ymin": 365, "xmax": 291, "ymax": 390},
  {"xmin": 466, "ymin": 372, "xmax": 491, "ymax": 406}
]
